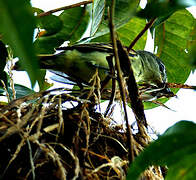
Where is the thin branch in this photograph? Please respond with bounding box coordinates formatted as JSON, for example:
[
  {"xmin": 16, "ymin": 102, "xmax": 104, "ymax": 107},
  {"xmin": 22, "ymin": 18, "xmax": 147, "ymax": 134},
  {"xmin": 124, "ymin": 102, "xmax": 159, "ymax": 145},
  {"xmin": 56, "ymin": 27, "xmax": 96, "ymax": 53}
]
[
  {"xmin": 166, "ymin": 82, "xmax": 196, "ymax": 90},
  {"xmin": 127, "ymin": 18, "xmax": 156, "ymax": 52},
  {"xmin": 108, "ymin": 0, "xmax": 134, "ymax": 163},
  {"xmin": 37, "ymin": 0, "xmax": 93, "ymax": 17}
]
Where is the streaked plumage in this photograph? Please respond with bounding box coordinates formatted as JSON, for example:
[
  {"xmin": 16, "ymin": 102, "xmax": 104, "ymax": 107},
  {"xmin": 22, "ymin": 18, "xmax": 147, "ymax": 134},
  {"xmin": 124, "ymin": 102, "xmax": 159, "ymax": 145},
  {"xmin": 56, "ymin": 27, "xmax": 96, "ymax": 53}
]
[{"xmin": 15, "ymin": 43, "xmax": 174, "ymax": 101}]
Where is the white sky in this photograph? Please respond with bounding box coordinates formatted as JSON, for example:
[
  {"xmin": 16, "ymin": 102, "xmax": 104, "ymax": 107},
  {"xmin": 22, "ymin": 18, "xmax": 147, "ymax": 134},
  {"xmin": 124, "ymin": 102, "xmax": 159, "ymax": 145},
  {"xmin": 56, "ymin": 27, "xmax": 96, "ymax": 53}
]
[{"xmin": 8, "ymin": 1, "xmax": 196, "ymax": 134}]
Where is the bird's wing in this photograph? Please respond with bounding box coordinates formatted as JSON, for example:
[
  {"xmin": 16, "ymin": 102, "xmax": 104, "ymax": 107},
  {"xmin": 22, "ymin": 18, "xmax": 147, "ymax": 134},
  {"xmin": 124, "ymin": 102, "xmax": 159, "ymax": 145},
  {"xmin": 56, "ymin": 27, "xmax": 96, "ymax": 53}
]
[{"xmin": 56, "ymin": 43, "xmax": 114, "ymax": 54}]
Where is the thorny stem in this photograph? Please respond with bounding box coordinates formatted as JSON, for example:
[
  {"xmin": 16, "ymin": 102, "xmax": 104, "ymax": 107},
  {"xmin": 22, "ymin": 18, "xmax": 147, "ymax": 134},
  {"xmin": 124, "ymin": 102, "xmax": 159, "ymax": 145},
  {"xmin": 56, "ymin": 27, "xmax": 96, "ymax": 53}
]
[
  {"xmin": 127, "ymin": 18, "xmax": 156, "ymax": 52},
  {"xmin": 37, "ymin": 0, "xmax": 93, "ymax": 17},
  {"xmin": 109, "ymin": 0, "xmax": 134, "ymax": 163}
]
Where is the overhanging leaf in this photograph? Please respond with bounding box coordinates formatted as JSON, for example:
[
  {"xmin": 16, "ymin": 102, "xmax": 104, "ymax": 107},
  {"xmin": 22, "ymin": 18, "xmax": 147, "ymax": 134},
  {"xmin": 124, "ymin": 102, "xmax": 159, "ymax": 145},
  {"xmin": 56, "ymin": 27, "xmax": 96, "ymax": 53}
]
[
  {"xmin": 127, "ymin": 120, "xmax": 196, "ymax": 180},
  {"xmin": 82, "ymin": 0, "xmax": 140, "ymax": 43},
  {"xmin": 37, "ymin": 14, "xmax": 63, "ymax": 36},
  {"xmin": 0, "ymin": 0, "xmax": 42, "ymax": 87},
  {"xmin": 137, "ymin": 0, "xmax": 196, "ymax": 19},
  {"xmin": 155, "ymin": 10, "xmax": 194, "ymax": 87},
  {"xmin": 165, "ymin": 153, "xmax": 196, "ymax": 180},
  {"xmin": 34, "ymin": 6, "xmax": 90, "ymax": 54},
  {"xmin": 92, "ymin": 17, "xmax": 147, "ymax": 49},
  {"xmin": 89, "ymin": 0, "xmax": 105, "ymax": 37}
]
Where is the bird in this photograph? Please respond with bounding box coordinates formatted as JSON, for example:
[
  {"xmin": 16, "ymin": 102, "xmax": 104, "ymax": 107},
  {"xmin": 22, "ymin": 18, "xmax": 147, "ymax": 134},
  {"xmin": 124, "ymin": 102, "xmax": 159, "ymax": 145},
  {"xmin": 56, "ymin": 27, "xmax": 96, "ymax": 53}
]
[{"xmin": 14, "ymin": 43, "xmax": 174, "ymax": 101}]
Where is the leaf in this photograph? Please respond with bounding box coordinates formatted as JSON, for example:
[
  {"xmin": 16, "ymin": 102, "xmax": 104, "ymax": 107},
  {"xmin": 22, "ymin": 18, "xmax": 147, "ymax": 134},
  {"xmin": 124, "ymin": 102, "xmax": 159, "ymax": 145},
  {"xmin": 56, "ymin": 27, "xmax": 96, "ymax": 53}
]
[
  {"xmin": 92, "ymin": 17, "xmax": 147, "ymax": 49},
  {"xmin": 144, "ymin": 10, "xmax": 195, "ymax": 109},
  {"xmin": 156, "ymin": 10, "xmax": 194, "ymax": 86},
  {"xmin": 138, "ymin": 0, "xmax": 196, "ymax": 35},
  {"xmin": 0, "ymin": 41, "xmax": 8, "ymax": 71},
  {"xmin": 105, "ymin": 0, "xmax": 140, "ymax": 27},
  {"xmin": 137, "ymin": 0, "xmax": 196, "ymax": 19},
  {"xmin": 8, "ymin": 84, "xmax": 35, "ymax": 100},
  {"xmin": 0, "ymin": 0, "xmax": 42, "ymax": 87},
  {"xmin": 80, "ymin": 0, "xmax": 140, "ymax": 43},
  {"xmin": 89, "ymin": 0, "xmax": 105, "ymax": 37},
  {"xmin": 0, "ymin": 41, "xmax": 8, "ymax": 87},
  {"xmin": 127, "ymin": 120, "xmax": 196, "ymax": 180},
  {"xmin": 34, "ymin": 6, "xmax": 90, "ymax": 54},
  {"xmin": 37, "ymin": 14, "xmax": 63, "ymax": 35},
  {"xmin": 165, "ymin": 153, "xmax": 196, "ymax": 180},
  {"xmin": 188, "ymin": 21, "xmax": 196, "ymax": 68}
]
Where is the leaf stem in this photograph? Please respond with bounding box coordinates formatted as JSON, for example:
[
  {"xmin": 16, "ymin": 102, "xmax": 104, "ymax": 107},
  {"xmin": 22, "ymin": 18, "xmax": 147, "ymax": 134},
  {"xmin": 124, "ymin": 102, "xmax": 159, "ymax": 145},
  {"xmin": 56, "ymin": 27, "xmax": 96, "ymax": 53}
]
[
  {"xmin": 127, "ymin": 18, "xmax": 156, "ymax": 52},
  {"xmin": 37, "ymin": 0, "xmax": 93, "ymax": 17}
]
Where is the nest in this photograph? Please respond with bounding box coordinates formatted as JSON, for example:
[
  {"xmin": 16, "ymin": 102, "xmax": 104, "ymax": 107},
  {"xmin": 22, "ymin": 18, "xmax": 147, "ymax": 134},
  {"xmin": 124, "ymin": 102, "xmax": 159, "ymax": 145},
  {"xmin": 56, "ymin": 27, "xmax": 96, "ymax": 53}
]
[{"xmin": 0, "ymin": 88, "xmax": 164, "ymax": 180}]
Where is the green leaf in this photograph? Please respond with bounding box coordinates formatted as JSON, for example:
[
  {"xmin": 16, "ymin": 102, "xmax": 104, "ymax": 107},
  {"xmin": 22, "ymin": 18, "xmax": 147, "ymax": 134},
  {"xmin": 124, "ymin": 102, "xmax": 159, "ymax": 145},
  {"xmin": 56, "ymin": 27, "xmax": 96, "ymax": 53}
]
[
  {"xmin": 37, "ymin": 14, "xmax": 63, "ymax": 35},
  {"xmin": 127, "ymin": 120, "xmax": 196, "ymax": 180},
  {"xmin": 92, "ymin": 17, "xmax": 147, "ymax": 49},
  {"xmin": 155, "ymin": 10, "xmax": 194, "ymax": 87},
  {"xmin": 89, "ymin": 0, "xmax": 105, "ymax": 37},
  {"xmin": 166, "ymin": 153, "xmax": 196, "ymax": 180},
  {"xmin": 105, "ymin": 0, "xmax": 140, "ymax": 27},
  {"xmin": 8, "ymin": 84, "xmax": 35, "ymax": 100},
  {"xmin": 82, "ymin": 0, "xmax": 140, "ymax": 43},
  {"xmin": 144, "ymin": 10, "xmax": 195, "ymax": 109},
  {"xmin": 188, "ymin": 21, "xmax": 196, "ymax": 68},
  {"xmin": 137, "ymin": 0, "xmax": 196, "ymax": 19},
  {"xmin": 61, "ymin": 7, "xmax": 90, "ymax": 44},
  {"xmin": 34, "ymin": 6, "xmax": 90, "ymax": 54},
  {"xmin": 0, "ymin": 0, "xmax": 42, "ymax": 87}
]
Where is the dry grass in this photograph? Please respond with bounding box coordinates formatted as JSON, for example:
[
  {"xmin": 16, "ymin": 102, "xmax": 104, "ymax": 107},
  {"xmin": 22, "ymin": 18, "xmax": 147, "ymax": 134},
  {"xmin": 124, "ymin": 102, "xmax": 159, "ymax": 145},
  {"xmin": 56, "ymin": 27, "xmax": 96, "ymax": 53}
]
[{"xmin": 0, "ymin": 86, "xmax": 165, "ymax": 180}]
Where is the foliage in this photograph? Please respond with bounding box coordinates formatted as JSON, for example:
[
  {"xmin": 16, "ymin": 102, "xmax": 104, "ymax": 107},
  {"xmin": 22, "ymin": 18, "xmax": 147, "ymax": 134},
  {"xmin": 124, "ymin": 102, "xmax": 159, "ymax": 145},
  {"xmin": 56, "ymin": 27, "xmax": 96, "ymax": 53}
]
[
  {"xmin": 0, "ymin": 0, "xmax": 43, "ymax": 87},
  {"xmin": 127, "ymin": 121, "xmax": 196, "ymax": 180},
  {"xmin": 0, "ymin": 0, "xmax": 196, "ymax": 179}
]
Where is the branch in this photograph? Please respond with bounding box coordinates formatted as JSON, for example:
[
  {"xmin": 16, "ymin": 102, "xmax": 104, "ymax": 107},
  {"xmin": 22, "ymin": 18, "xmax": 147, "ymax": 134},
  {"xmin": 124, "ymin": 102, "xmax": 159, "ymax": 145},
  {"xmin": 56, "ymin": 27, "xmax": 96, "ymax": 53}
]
[
  {"xmin": 37, "ymin": 0, "xmax": 93, "ymax": 17},
  {"xmin": 108, "ymin": 0, "xmax": 134, "ymax": 163},
  {"xmin": 127, "ymin": 18, "xmax": 156, "ymax": 52},
  {"xmin": 167, "ymin": 82, "xmax": 196, "ymax": 90}
]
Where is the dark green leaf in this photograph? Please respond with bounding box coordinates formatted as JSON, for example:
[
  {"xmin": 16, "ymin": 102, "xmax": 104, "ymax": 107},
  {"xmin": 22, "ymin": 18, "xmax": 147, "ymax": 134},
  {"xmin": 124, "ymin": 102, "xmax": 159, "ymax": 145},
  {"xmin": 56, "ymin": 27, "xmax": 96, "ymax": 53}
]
[
  {"xmin": 127, "ymin": 120, "xmax": 196, "ymax": 180},
  {"xmin": 137, "ymin": 0, "xmax": 196, "ymax": 19},
  {"xmin": 0, "ymin": 41, "xmax": 8, "ymax": 87},
  {"xmin": 0, "ymin": 41, "xmax": 8, "ymax": 71},
  {"xmin": 164, "ymin": 120, "xmax": 196, "ymax": 136},
  {"xmin": 34, "ymin": 6, "xmax": 90, "ymax": 54},
  {"xmin": 0, "ymin": 0, "xmax": 42, "ymax": 87}
]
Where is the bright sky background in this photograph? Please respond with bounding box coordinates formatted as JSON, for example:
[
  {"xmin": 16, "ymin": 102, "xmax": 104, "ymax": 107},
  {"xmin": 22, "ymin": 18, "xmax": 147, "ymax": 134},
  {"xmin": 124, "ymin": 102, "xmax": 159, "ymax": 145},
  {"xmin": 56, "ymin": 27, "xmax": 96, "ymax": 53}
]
[{"xmin": 10, "ymin": 1, "xmax": 196, "ymax": 134}]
